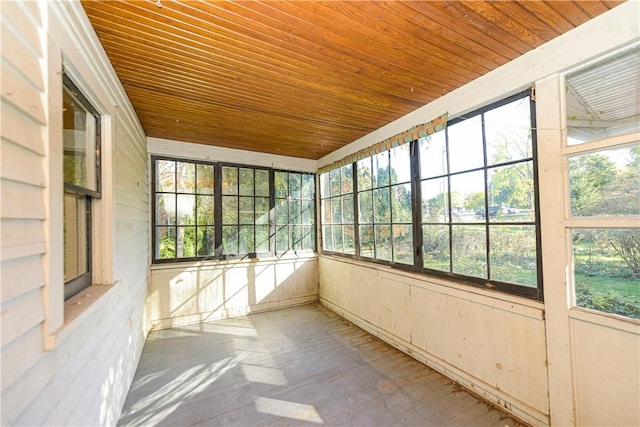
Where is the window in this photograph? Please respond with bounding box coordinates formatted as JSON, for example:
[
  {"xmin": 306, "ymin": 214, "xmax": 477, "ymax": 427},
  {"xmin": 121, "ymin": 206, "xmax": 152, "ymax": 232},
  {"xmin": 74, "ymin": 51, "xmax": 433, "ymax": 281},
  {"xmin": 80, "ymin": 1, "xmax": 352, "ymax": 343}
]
[
  {"xmin": 319, "ymin": 90, "xmax": 542, "ymax": 298},
  {"xmin": 275, "ymin": 171, "xmax": 316, "ymax": 254},
  {"xmin": 357, "ymin": 145, "xmax": 413, "ymax": 264},
  {"xmin": 320, "ymin": 165, "xmax": 355, "ymax": 254},
  {"xmin": 565, "ymin": 46, "xmax": 640, "ymax": 320},
  {"xmin": 152, "ymin": 157, "xmax": 315, "ymax": 262},
  {"xmin": 420, "ymin": 93, "xmax": 539, "ymax": 295},
  {"xmin": 63, "ymin": 74, "xmax": 101, "ymax": 300}
]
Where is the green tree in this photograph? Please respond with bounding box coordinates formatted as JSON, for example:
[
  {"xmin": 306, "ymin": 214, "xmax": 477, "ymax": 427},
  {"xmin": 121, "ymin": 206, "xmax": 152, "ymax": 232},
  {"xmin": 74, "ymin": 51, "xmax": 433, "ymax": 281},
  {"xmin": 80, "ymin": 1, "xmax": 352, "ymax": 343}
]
[{"xmin": 569, "ymin": 153, "xmax": 617, "ymax": 216}]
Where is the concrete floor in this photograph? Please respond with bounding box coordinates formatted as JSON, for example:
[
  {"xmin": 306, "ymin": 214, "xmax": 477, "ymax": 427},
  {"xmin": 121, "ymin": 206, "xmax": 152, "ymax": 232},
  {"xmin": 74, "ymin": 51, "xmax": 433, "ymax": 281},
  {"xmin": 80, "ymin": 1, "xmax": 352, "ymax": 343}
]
[{"xmin": 118, "ymin": 303, "xmax": 528, "ymax": 426}]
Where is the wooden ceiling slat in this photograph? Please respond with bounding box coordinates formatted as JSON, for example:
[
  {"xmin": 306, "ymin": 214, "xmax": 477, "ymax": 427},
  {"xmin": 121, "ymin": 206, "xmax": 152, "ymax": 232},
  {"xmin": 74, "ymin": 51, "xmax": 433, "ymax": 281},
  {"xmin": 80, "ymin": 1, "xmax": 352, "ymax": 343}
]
[
  {"xmin": 81, "ymin": 0, "xmax": 620, "ymax": 160},
  {"xmin": 86, "ymin": 4, "xmax": 440, "ymax": 110}
]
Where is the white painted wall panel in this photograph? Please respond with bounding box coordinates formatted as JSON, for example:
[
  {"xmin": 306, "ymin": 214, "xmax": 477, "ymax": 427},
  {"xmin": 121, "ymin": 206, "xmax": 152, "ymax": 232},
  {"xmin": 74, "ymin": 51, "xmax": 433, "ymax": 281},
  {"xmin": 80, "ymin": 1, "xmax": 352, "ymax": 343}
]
[{"xmin": 148, "ymin": 257, "xmax": 319, "ymax": 330}]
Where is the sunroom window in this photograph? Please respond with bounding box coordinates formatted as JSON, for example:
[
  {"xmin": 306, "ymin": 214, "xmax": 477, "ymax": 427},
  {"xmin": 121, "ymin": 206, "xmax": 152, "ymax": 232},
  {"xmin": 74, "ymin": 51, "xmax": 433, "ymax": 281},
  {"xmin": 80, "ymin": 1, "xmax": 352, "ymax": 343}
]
[{"xmin": 565, "ymin": 46, "xmax": 640, "ymax": 320}]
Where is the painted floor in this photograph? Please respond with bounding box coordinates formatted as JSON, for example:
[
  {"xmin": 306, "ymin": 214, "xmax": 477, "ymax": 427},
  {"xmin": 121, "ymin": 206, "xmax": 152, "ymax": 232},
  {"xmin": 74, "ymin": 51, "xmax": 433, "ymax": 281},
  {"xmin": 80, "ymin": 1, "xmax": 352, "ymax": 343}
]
[{"xmin": 118, "ymin": 303, "xmax": 528, "ymax": 426}]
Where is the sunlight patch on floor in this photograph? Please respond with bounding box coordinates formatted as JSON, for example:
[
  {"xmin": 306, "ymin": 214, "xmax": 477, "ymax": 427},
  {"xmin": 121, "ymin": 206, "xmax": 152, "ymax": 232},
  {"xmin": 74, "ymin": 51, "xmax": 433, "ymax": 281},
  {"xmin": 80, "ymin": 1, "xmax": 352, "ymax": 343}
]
[{"xmin": 254, "ymin": 396, "xmax": 323, "ymax": 424}]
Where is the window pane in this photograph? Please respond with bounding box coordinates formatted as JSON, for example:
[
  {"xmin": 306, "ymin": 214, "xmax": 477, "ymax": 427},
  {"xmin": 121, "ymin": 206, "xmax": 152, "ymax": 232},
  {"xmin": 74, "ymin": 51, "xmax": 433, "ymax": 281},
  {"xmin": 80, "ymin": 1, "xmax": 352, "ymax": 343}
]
[
  {"xmin": 290, "ymin": 199, "xmax": 302, "ymax": 225},
  {"xmin": 390, "ymin": 144, "xmax": 411, "ymax": 184},
  {"xmin": 421, "ymin": 178, "xmax": 447, "ymax": 223},
  {"xmin": 239, "ymin": 168, "xmax": 254, "ymax": 196},
  {"xmin": 64, "ymin": 193, "xmax": 88, "ymax": 281},
  {"xmin": 419, "ymin": 131, "xmax": 447, "ymax": 179},
  {"xmin": 256, "ymin": 225, "xmax": 270, "ymax": 253},
  {"xmin": 452, "ymin": 225, "xmax": 487, "ymax": 278},
  {"xmin": 222, "ymin": 196, "xmax": 238, "ymax": 224},
  {"xmin": 342, "ymin": 194, "xmax": 354, "ymax": 223},
  {"xmin": 196, "ymin": 163, "xmax": 214, "ymax": 194},
  {"xmin": 358, "ymin": 190, "xmax": 373, "ymax": 224},
  {"xmin": 566, "ymin": 47, "xmax": 640, "ymax": 145},
  {"xmin": 176, "ymin": 227, "xmax": 196, "ymax": 258},
  {"xmin": 450, "ymin": 171, "xmax": 485, "ymax": 223},
  {"xmin": 322, "ymin": 225, "xmax": 332, "ymax": 252},
  {"xmin": 423, "ymin": 224, "xmax": 450, "ymax": 272},
  {"xmin": 373, "ymin": 188, "xmax": 391, "ymax": 223},
  {"xmin": 448, "ymin": 116, "xmax": 484, "ymax": 173},
  {"xmin": 373, "ymin": 152, "xmax": 390, "ymax": 187},
  {"xmin": 301, "ymin": 174, "xmax": 313, "ymax": 200},
  {"xmin": 239, "ymin": 225, "xmax": 255, "ymax": 253},
  {"xmin": 320, "ymin": 173, "xmax": 331, "ymax": 198},
  {"xmin": 357, "ymin": 158, "xmax": 373, "ymax": 191},
  {"xmin": 330, "ymin": 169, "xmax": 341, "ymax": 195},
  {"xmin": 277, "ymin": 226, "xmax": 289, "ymax": 252},
  {"xmin": 341, "ymin": 165, "xmax": 353, "ymax": 194},
  {"xmin": 275, "ymin": 171, "xmax": 288, "ymax": 198},
  {"xmin": 196, "ymin": 196, "xmax": 215, "ymax": 225},
  {"xmin": 301, "ymin": 200, "xmax": 313, "ymax": 224},
  {"xmin": 255, "ymin": 169, "xmax": 269, "ymax": 197},
  {"xmin": 391, "ymin": 183, "xmax": 412, "ymax": 223},
  {"xmin": 321, "ymin": 199, "xmax": 331, "ymax": 224},
  {"xmin": 490, "ymin": 225, "xmax": 537, "ymax": 287},
  {"xmin": 359, "ymin": 225, "xmax": 374, "ymax": 258},
  {"xmin": 223, "ymin": 225, "xmax": 239, "ymax": 254},
  {"xmin": 569, "ymin": 145, "xmax": 640, "ymax": 217},
  {"xmin": 374, "ymin": 225, "xmax": 392, "ymax": 261},
  {"xmin": 488, "ymin": 163, "xmax": 535, "ymax": 222},
  {"xmin": 155, "ymin": 194, "xmax": 176, "ymax": 225},
  {"xmin": 177, "ymin": 162, "xmax": 195, "ymax": 193},
  {"xmin": 156, "ymin": 226, "xmax": 176, "ymax": 260},
  {"xmin": 331, "ymin": 198, "xmax": 342, "ymax": 224},
  {"xmin": 302, "ymin": 226, "xmax": 314, "ymax": 250},
  {"xmin": 196, "ymin": 226, "xmax": 215, "ymax": 257},
  {"xmin": 344, "ymin": 225, "xmax": 355, "ymax": 255},
  {"xmin": 290, "ymin": 173, "xmax": 301, "ymax": 199},
  {"xmin": 255, "ymin": 197, "xmax": 269, "ymax": 225},
  {"xmin": 156, "ymin": 160, "xmax": 175, "ymax": 192},
  {"xmin": 239, "ymin": 197, "xmax": 254, "ymax": 224},
  {"xmin": 63, "ymin": 86, "xmax": 98, "ymax": 192},
  {"xmin": 276, "ymin": 198, "xmax": 288, "ymax": 225},
  {"xmin": 176, "ymin": 195, "xmax": 195, "ymax": 225},
  {"xmin": 291, "ymin": 225, "xmax": 302, "ymax": 251},
  {"xmin": 222, "ymin": 167, "xmax": 238, "ymax": 195},
  {"xmin": 573, "ymin": 229, "xmax": 640, "ymax": 319},
  {"xmin": 332, "ymin": 225, "xmax": 343, "ymax": 252},
  {"xmin": 485, "ymin": 97, "xmax": 532, "ymax": 166},
  {"xmin": 393, "ymin": 224, "xmax": 413, "ymax": 264}
]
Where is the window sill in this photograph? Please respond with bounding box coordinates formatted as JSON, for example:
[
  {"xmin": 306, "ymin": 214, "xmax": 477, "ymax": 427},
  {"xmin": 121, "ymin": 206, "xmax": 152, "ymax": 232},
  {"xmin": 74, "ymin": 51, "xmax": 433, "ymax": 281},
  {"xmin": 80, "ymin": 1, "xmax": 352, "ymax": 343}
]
[
  {"xmin": 44, "ymin": 283, "xmax": 116, "ymax": 350},
  {"xmin": 150, "ymin": 253, "xmax": 318, "ymax": 271}
]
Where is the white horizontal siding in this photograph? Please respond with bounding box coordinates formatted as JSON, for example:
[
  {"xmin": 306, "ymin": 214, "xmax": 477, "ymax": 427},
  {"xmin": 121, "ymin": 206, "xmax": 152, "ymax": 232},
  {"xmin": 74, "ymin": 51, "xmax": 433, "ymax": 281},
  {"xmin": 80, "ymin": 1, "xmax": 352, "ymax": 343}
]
[{"xmin": 1, "ymin": 0, "xmax": 150, "ymax": 425}]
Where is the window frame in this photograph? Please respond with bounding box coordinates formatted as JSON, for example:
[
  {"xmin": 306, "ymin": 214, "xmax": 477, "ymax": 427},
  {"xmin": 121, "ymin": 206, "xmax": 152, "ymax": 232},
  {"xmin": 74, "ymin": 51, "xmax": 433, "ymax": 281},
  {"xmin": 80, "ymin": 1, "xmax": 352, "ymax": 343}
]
[
  {"xmin": 62, "ymin": 73, "xmax": 101, "ymax": 300},
  {"xmin": 319, "ymin": 89, "xmax": 543, "ymax": 300},
  {"xmin": 274, "ymin": 169, "xmax": 317, "ymax": 255},
  {"xmin": 151, "ymin": 156, "xmax": 316, "ymax": 263}
]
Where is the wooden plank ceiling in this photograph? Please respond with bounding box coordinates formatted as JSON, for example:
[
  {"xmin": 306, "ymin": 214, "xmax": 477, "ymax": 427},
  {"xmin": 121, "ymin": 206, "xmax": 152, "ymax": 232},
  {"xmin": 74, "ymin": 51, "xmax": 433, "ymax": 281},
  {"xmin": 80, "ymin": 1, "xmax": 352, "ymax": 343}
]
[{"xmin": 81, "ymin": 0, "xmax": 622, "ymax": 160}]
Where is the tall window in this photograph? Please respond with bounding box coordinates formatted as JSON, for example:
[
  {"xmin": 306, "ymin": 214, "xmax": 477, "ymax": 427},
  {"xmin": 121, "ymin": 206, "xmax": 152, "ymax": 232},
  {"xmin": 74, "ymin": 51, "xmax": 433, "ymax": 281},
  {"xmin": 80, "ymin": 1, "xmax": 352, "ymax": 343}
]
[
  {"xmin": 154, "ymin": 159, "xmax": 215, "ymax": 260},
  {"xmin": 275, "ymin": 171, "xmax": 316, "ymax": 253},
  {"xmin": 565, "ymin": 47, "xmax": 640, "ymax": 320},
  {"xmin": 152, "ymin": 157, "xmax": 315, "ymax": 262},
  {"xmin": 319, "ymin": 90, "xmax": 541, "ymax": 299},
  {"xmin": 320, "ymin": 165, "xmax": 354, "ymax": 254},
  {"xmin": 357, "ymin": 145, "xmax": 413, "ymax": 264},
  {"xmin": 63, "ymin": 74, "xmax": 101, "ymax": 300},
  {"xmin": 420, "ymin": 93, "xmax": 539, "ymax": 296}
]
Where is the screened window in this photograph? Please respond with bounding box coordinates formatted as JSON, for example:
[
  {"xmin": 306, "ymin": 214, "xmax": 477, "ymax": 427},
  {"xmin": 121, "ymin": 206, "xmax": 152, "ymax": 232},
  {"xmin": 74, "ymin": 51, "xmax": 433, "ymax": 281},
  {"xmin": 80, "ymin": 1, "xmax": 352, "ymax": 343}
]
[
  {"xmin": 275, "ymin": 171, "xmax": 316, "ymax": 253},
  {"xmin": 152, "ymin": 157, "xmax": 314, "ymax": 262},
  {"xmin": 63, "ymin": 74, "xmax": 101, "ymax": 300},
  {"xmin": 565, "ymin": 46, "xmax": 640, "ymax": 320},
  {"xmin": 321, "ymin": 165, "xmax": 355, "ymax": 254},
  {"xmin": 319, "ymin": 90, "xmax": 542, "ymax": 298}
]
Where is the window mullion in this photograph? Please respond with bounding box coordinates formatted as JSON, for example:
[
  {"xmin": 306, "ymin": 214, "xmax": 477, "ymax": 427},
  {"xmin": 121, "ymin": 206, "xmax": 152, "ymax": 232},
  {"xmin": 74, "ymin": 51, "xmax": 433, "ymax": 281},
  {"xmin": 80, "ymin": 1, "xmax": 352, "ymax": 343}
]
[
  {"xmin": 214, "ymin": 163, "xmax": 223, "ymax": 258},
  {"xmin": 410, "ymin": 140, "xmax": 423, "ymax": 270}
]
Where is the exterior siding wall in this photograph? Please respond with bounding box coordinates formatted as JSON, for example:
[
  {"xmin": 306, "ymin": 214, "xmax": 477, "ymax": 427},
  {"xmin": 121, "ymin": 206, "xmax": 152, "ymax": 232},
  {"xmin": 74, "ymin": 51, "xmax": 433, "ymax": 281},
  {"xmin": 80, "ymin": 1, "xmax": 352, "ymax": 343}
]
[{"xmin": 0, "ymin": 1, "xmax": 149, "ymax": 425}]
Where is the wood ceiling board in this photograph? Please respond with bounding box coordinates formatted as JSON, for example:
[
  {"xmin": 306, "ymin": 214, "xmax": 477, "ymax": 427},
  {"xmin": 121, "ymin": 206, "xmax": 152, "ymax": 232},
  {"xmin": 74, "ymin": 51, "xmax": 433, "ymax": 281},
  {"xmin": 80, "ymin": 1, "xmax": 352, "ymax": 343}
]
[{"xmin": 81, "ymin": 0, "xmax": 623, "ymax": 160}]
